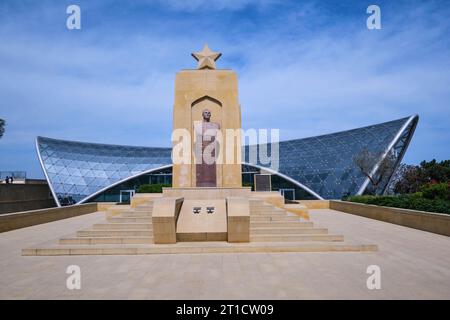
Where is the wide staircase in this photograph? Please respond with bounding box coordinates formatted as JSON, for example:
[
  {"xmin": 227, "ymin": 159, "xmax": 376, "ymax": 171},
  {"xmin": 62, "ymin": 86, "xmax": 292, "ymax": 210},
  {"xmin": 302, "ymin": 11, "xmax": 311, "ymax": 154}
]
[
  {"xmin": 249, "ymin": 199, "xmax": 343, "ymax": 243},
  {"xmin": 22, "ymin": 199, "xmax": 377, "ymax": 255},
  {"xmin": 59, "ymin": 203, "xmax": 154, "ymax": 245}
]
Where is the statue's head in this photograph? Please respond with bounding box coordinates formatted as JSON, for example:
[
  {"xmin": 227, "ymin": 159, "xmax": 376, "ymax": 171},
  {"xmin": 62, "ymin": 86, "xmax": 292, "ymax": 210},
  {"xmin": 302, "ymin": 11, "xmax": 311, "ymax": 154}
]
[{"xmin": 202, "ymin": 109, "xmax": 211, "ymax": 122}]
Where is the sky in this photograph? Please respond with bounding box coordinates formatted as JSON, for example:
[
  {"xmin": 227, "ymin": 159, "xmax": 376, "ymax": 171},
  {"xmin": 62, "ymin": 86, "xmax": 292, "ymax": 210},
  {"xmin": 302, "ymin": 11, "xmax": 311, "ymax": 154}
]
[{"xmin": 0, "ymin": 0, "xmax": 449, "ymax": 178}]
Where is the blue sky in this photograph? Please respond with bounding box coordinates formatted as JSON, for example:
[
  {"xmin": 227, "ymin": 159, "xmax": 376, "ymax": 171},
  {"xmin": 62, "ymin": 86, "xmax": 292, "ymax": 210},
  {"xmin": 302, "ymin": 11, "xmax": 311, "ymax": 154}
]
[{"xmin": 0, "ymin": 0, "xmax": 449, "ymax": 178}]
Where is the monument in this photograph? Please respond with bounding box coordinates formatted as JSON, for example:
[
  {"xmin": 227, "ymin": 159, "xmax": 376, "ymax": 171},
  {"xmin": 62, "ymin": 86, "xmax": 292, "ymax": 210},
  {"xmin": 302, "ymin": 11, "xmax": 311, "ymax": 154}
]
[
  {"xmin": 171, "ymin": 44, "xmax": 242, "ymax": 188},
  {"xmin": 151, "ymin": 45, "xmax": 306, "ymax": 244},
  {"xmin": 152, "ymin": 44, "xmax": 253, "ymax": 243},
  {"xmin": 22, "ymin": 46, "xmax": 382, "ymax": 256}
]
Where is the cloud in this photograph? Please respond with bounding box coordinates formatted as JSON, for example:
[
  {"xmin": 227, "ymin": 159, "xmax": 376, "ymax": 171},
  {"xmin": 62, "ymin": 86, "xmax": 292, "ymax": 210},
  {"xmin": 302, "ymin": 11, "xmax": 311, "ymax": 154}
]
[
  {"xmin": 154, "ymin": 0, "xmax": 276, "ymax": 12},
  {"xmin": 0, "ymin": 0, "xmax": 449, "ymax": 178}
]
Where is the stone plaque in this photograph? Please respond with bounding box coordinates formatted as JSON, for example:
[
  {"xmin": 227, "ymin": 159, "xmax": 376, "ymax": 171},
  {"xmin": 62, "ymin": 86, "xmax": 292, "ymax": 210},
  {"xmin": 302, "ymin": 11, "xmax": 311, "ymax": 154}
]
[{"xmin": 254, "ymin": 174, "xmax": 272, "ymax": 192}]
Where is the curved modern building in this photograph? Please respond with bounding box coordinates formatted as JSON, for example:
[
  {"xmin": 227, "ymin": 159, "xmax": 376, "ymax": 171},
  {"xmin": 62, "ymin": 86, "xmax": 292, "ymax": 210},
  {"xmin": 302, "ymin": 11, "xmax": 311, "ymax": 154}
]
[{"xmin": 36, "ymin": 115, "xmax": 418, "ymax": 206}]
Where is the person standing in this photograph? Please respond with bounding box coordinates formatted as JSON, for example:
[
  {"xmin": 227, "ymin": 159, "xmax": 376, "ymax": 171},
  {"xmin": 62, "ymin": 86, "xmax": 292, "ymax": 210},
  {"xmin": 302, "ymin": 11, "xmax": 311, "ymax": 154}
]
[{"xmin": 5, "ymin": 176, "xmax": 9, "ymax": 184}]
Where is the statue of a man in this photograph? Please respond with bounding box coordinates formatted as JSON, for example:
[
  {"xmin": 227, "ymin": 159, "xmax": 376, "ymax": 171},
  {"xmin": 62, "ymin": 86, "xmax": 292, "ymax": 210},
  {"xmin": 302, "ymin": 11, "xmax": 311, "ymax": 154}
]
[{"xmin": 194, "ymin": 109, "xmax": 220, "ymax": 187}]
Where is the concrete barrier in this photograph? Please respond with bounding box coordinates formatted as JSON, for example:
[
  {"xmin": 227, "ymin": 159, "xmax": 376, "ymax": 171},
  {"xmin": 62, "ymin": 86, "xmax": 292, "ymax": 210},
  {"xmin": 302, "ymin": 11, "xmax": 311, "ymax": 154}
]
[
  {"xmin": 227, "ymin": 197, "xmax": 250, "ymax": 242},
  {"xmin": 152, "ymin": 197, "xmax": 184, "ymax": 244},
  {"xmin": 330, "ymin": 200, "xmax": 450, "ymax": 237},
  {"xmin": 0, "ymin": 203, "xmax": 104, "ymax": 233}
]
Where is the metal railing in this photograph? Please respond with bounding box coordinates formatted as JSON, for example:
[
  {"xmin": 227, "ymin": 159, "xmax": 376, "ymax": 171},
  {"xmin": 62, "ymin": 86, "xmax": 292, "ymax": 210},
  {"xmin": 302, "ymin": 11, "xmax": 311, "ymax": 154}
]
[{"xmin": 0, "ymin": 171, "xmax": 27, "ymax": 179}]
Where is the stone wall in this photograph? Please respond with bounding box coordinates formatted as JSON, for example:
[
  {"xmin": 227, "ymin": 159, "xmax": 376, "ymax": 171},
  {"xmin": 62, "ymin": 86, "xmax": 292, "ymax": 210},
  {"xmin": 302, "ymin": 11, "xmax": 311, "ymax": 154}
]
[
  {"xmin": 330, "ymin": 200, "xmax": 450, "ymax": 237},
  {"xmin": 0, "ymin": 203, "xmax": 101, "ymax": 233},
  {"xmin": 0, "ymin": 184, "xmax": 56, "ymax": 214}
]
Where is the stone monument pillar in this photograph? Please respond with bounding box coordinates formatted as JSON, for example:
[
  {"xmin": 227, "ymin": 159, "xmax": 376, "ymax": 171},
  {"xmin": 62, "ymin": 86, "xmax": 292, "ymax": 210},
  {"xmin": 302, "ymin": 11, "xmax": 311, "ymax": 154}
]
[{"xmin": 172, "ymin": 44, "xmax": 242, "ymax": 188}]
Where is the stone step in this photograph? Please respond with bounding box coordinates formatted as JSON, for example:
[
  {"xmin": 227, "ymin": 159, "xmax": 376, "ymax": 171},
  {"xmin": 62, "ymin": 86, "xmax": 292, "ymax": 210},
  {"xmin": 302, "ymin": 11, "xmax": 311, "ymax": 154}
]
[
  {"xmin": 251, "ymin": 234, "xmax": 344, "ymax": 242},
  {"xmin": 250, "ymin": 227, "xmax": 328, "ymax": 234},
  {"xmin": 120, "ymin": 212, "xmax": 153, "ymax": 218},
  {"xmin": 134, "ymin": 208, "xmax": 153, "ymax": 213},
  {"xmin": 250, "ymin": 215, "xmax": 301, "ymax": 222},
  {"xmin": 248, "ymin": 204, "xmax": 267, "ymax": 209},
  {"xmin": 106, "ymin": 210, "xmax": 131, "ymax": 216},
  {"xmin": 250, "ymin": 221, "xmax": 314, "ymax": 228},
  {"xmin": 22, "ymin": 242, "xmax": 378, "ymax": 256},
  {"xmin": 250, "ymin": 208, "xmax": 285, "ymax": 213},
  {"xmin": 92, "ymin": 223, "xmax": 152, "ymax": 230},
  {"xmin": 77, "ymin": 230, "xmax": 153, "ymax": 237},
  {"xmin": 249, "ymin": 204, "xmax": 279, "ymax": 208},
  {"xmin": 124, "ymin": 209, "xmax": 152, "ymax": 214},
  {"xmin": 136, "ymin": 203, "xmax": 154, "ymax": 207},
  {"xmin": 250, "ymin": 211, "xmax": 285, "ymax": 216},
  {"xmin": 60, "ymin": 237, "xmax": 154, "ymax": 245},
  {"xmin": 107, "ymin": 217, "xmax": 152, "ymax": 223},
  {"xmin": 110, "ymin": 211, "xmax": 133, "ymax": 216},
  {"xmin": 250, "ymin": 211, "xmax": 287, "ymax": 216}
]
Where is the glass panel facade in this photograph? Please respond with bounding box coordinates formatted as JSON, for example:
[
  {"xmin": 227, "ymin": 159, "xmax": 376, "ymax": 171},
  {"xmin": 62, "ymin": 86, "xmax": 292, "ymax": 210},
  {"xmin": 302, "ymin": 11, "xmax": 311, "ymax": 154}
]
[
  {"xmin": 37, "ymin": 116, "xmax": 418, "ymax": 205},
  {"xmin": 243, "ymin": 115, "xmax": 418, "ymax": 199},
  {"xmin": 37, "ymin": 137, "xmax": 172, "ymax": 205},
  {"xmin": 88, "ymin": 167, "xmax": 172, "ymax": 203}
]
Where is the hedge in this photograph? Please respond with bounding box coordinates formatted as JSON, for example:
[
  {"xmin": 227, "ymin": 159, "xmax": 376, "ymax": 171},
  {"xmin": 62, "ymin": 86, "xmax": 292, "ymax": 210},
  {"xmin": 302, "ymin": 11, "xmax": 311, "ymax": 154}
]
[
  {"xmin": 346, "ymin": 194, "xmax": 450, "ymax": 214},
  {"xmin": 136, "ymin": 184, "xmax": 171, "ymax": 193}
]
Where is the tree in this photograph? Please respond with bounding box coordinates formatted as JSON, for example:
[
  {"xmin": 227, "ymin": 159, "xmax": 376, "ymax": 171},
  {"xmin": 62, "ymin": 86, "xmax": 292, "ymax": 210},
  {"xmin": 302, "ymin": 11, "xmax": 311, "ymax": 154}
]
[
  {"xmin": 353, "ymin": 147, "xmax": 397, "ymax": 195},
  {"xmin": 393, "ymin": 164, "xmax": 425, "ymax": 194},
  {"xmin": 420, "ymin": 159, "xmax": 450, "ymax": 183},
  {"xmin": 393, "ymin": 159, "xmax": 450, "ymax": 194},
  {"xmin": 0, "ymin": 118, "xmax": 5, "ymax": 139}
]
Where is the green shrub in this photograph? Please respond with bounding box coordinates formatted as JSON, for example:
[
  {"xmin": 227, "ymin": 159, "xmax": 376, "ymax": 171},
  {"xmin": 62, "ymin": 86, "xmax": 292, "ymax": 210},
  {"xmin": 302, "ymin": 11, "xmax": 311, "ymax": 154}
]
[
  {"xmin": 419, "ymin": 183, "xmax": 450, "ymax": 200},
  {"xmin": 242, "ymin": 182, "xmax": 254, "ymax": 191},
  {"xmin": 346, "ymin": 194, "xmax": 450, "ymax": 214},
  {"xmin": 136, "ymin": 184, "xmax": 171, "ymax": 193},
  {"xmin": 412, "ymin": 192, "xmax": 423, "ymax": 198}
]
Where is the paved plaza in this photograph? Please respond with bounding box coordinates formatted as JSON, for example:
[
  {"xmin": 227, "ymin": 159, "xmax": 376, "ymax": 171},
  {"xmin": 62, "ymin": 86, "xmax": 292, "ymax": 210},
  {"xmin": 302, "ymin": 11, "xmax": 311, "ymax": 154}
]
[{"xmin": 0, "ymin": 209, "xmax": 449, "ymax": 299}]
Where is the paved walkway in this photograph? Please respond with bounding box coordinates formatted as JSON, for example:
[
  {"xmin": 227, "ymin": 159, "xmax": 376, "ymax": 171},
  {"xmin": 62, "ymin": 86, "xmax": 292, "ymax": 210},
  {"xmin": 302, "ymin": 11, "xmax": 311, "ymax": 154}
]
[{"xmin": 0, "ymin": 209, "xmax": 449, "ymax": 299}]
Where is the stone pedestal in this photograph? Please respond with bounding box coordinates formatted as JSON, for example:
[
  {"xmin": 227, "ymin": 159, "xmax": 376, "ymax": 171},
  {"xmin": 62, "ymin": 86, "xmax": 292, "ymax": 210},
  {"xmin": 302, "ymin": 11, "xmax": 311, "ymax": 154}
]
[
  {"xmin": 162, "ymin": 187, "xmax": 251, "ymax": 199},
  {"xmin": 151, "ymin": 188, "xmax": 251, "ymax": 243},
  {"xmin": 176, "ymin": 199, "xmax": 227, "ymax": 241}
]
